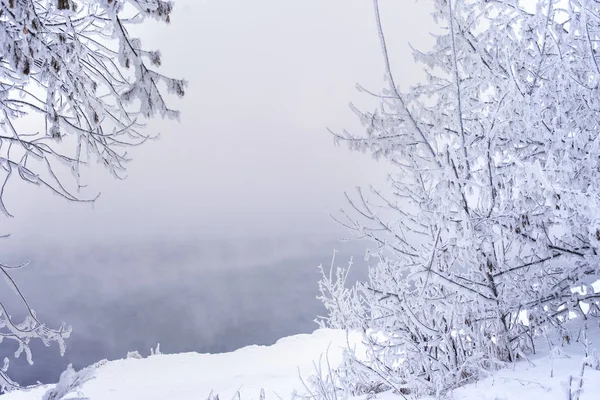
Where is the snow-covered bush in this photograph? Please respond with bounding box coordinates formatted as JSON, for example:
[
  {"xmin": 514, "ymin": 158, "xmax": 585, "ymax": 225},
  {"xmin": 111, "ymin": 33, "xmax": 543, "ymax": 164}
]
[
  {"xmin": 41, "ymin": 363, "xmax": 97, "ymax": 400},
  {"xmin": 318, "ymin": 0, "xmax": 600, "ymax": 396},
  {"xmin": 0, "ymin": 0, "xmax": 185, "ymax": 389}
]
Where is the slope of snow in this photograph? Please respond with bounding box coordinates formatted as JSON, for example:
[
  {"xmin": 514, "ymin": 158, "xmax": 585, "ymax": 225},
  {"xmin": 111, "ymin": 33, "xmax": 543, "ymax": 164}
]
[
  {"xmin": 416, "ymin": 321, "xmax": 600, "ymax": 400},
  {"xmin": 0, "ymin": 329, "xmax": 356, "ymax": 400},
  {"xmin": 2, "ymin": 325, "xmax": 600, "ymax": 400},
  {"xmin": 419, "ymin": 339, "xmax": 600, "ymax": 400}
]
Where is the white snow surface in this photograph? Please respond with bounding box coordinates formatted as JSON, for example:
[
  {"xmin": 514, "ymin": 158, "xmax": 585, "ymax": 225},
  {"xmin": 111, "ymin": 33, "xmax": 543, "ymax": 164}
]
[
  {"xmin": 2, "ymin": 326, "xmax": 600, "ymax": 400},
  {"xmin": 1, "ymin": 329, "xmax": 356, "ymax": 400},
  {"xmin": 416, "ymin": 340, "xmax": 600, "ymax": 400}
]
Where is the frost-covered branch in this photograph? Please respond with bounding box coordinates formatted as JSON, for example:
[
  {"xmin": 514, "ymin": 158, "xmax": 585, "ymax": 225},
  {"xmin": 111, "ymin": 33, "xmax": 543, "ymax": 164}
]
[
  {"xmin": 319, "ymin": 0, "xmax": 600, "ymax": 396},
  {"xmin": 0, "ymin": 0, "xmax": 185, "ymax": 389},
  {"xmin": 0, "ymin": 0, "xmax": 187, "ymax": 213}
]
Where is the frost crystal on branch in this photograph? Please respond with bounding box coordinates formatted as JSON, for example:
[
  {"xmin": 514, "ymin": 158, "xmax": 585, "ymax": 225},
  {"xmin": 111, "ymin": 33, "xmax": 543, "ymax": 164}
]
[
  {"xmin": 0, "ymin": 0, "xmax": 186, "ymax": 209},
  {"xmin": 0, "ymin": 0, "xmax": 185, "ymax": 390},
  {"xmin": 318, "ymin": 0, "xmax": 600, "ymax": 397}
]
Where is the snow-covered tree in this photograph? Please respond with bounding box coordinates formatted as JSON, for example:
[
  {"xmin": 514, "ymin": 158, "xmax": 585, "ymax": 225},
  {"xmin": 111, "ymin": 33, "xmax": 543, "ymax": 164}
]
[
  {"xmin": 0, "ymin": 0, "xmax": 185, "ymax": 390},
  {"xmin": 318, "ymin": 0, "xmax": 600, "ymax": 396}
]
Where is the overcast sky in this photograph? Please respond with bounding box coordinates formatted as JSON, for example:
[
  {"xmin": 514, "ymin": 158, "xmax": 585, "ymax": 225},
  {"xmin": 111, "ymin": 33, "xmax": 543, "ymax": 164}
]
[{"xmin": 4, "ymin": 0, "xmax": 434, "ymax": 246}]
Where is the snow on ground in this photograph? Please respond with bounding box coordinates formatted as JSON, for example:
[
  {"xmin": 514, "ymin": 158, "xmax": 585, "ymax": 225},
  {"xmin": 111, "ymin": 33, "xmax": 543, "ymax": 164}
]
[
  {"xmin": 416, "ymin": 321, "xmax": 600, "ymax": 400},
  {"xmin": 2, "ymin": 324, "xmax": 600, "ymax": 400},
  {"xmin": 0, "ymin": 329, "xmax": 356, "ymax": 400},
  {"xmin": 420, "ymin": 342, "xmax": 600, "ymax": 399}
]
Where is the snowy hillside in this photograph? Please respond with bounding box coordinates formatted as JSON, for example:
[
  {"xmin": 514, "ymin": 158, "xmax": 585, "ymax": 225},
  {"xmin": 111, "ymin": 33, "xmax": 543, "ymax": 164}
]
[
  {"xmin": 0, "ymin": 329, "xmax": 355, "ymax": 400},
  {"xmin": 2, "ymin": 325, "xmax": 600, "ymax": 400}
]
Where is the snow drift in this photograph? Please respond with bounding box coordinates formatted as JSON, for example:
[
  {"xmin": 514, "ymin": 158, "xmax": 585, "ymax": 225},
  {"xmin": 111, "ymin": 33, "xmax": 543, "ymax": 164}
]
[
  {"xmin": 0, "ymin": 329, "xmax": 355, "ymax": 400},
  {"xmin": 1, "ymin": 325, "xmax": 600, "ymax": 400}
]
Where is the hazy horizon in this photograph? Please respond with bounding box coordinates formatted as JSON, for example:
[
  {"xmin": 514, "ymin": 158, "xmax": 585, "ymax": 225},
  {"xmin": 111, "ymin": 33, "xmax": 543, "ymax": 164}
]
[
  {"xmin": 1, "ymin": 237, "xmax": 371, "ymax": 386},
  {"xmin": 0, "ymin": 0, "xmax": 435, "ymax": 388}
]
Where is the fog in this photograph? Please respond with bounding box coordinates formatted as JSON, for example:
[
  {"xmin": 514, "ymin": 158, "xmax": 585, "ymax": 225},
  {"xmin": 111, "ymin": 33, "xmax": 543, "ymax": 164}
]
[
  {"xmin": 0, "ymin": 0, "xmax": 434, "ymax": 387},
  {"xmin": 2, "ymin": 239, "xmax": 371, "ymax": 386}
]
